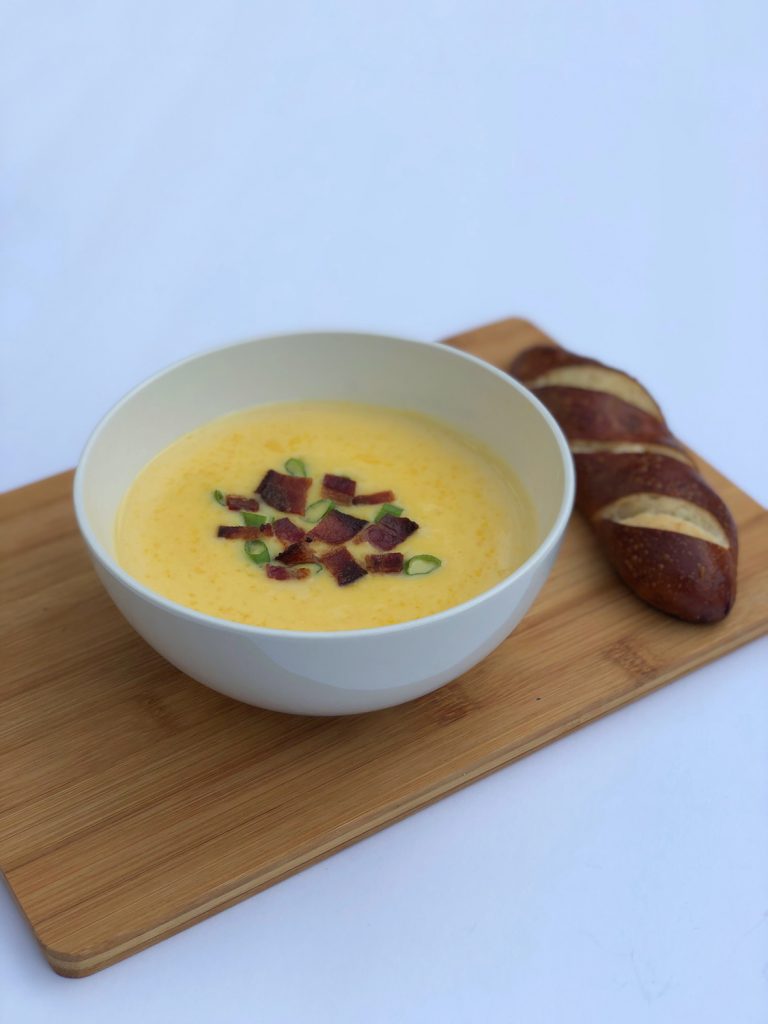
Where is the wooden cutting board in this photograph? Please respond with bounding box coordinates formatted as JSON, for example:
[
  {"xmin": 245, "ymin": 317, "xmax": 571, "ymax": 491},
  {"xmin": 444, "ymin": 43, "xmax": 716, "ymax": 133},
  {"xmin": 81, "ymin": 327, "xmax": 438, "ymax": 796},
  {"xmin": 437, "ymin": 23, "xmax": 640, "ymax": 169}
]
[{"xmin": 2, "ymin": 319, "xmax": 766, "ymax": 978}]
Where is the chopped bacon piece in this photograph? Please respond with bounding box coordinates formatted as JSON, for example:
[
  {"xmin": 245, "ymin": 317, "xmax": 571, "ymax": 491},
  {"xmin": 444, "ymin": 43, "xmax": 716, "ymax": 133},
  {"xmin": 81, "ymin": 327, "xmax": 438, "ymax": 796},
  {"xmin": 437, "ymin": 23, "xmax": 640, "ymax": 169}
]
[
  {"xmin": 273, "ymin": 517, "xmax": 306, "ymax": 546},
  {"xmin": 225, "ymin": 494, "xmax": 260, "ymax": 512},
  {"xmin": 265, "ymin": 564, "xmax": 312, "ymax": 581},
  {"xmin": 266, "ymin": 564, "xmax": 291, "ymax": 580},
  {"xmin": 257, "ymin": 469, "xmax": 312, "ymax": 515},
  {"xmin": 307, "ymin": 508, "xmax": 368, "ymax": 544},
  {"xmin": 276, "ymin": 541, "xmax": 318, "ymax": 566},
  {"xmin": 259, "ymin": 522, "xmax": 274, "ymax": 537},
  {"xmin": 359, "ymin": 514, "xmax": 419, "ymax": 551},
  {"xmin": 321, "ymin": 473, "xmax": 357, "ymax": 504},
  {"xmin": 320, "ymin": 546, "xmax": 367, "ymax": 586},
  {"xmin": 217, "ymin": 525, "xmax": 266, "ymax": 539},
  {"xmin": 365, "ymin": 552, "xmax": 404, "ymax": 573},
  {"xmin": 364, "ymin": 552, "xmax": 405, "ymax": 577},
  {"xmin": 352, "ymin": 490, "xmax": 396, "ymax": 505}
]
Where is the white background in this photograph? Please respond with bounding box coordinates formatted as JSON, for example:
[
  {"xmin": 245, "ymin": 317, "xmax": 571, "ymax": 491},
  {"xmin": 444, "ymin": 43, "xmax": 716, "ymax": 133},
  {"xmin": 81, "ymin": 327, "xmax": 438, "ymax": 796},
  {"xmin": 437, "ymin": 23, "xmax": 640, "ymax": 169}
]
[{"xmin": 1, "ymin": 2, "xmax": 767, "ymax": 1022}]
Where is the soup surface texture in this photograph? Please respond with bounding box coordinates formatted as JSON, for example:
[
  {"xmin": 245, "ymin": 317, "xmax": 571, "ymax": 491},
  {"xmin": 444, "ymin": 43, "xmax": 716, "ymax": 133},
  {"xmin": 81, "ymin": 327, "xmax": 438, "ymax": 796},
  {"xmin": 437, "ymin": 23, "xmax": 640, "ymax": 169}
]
[{"xmin": 116, "ymin": 402, "xmax": 536, "ymax": 631}]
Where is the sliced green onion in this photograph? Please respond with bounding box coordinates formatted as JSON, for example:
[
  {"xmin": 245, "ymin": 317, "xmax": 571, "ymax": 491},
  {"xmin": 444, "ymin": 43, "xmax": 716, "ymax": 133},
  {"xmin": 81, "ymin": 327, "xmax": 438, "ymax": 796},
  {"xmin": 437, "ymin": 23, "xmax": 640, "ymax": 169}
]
[
  {"xmin": 404, "ymin": 554, "xmax": 442, "ymax": 576},
  {"xmin": 212, "ymin": 489, "xmax": 226, "ymax": 506},
  {"xmin": 284, "ymin": 457, "xmax": 307, "ymax": 477},
  {"xmin": 305, "ymin": 498, "xmax": 335, "ymax": 523},
  {"xmin": 291, "ymin": 563, "xmax": 323, "ymax": 575},
  {"xmin": 375, "ymin": 502, "xmax": 404, "ymax": 522},
  {"xmin": 244, "ymin": 539, "xmax": 271, "ymax": 565},
  {"xmin": 241, "ymin": 511, "xmax": 267, "ymax": 527}
]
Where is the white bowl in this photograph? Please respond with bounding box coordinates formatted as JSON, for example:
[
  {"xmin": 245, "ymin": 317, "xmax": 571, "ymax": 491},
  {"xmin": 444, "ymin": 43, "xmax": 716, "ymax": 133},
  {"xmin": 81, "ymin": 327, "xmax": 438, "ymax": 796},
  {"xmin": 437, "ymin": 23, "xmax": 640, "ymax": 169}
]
[{"xmin": 74, "ymin": 331, "xmax": 574, "ymax": 715}]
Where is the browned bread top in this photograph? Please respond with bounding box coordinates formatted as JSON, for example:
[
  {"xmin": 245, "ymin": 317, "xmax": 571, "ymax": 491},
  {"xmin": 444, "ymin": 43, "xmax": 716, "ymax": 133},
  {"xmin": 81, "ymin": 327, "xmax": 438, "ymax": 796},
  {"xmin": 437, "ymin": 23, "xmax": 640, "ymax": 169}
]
[
  {"xmin": 511, "ymin": 345, "xmax": 665, "ymax": 421},
  {"xmin": 594, "ymin": 520, "xmax": 736, "ymax": 623},
  {"xmin": 507, "ymin": 345, "xmax": 603, "ymax": 382},
  {"xmin": 509, "ymin": 342, "xmax": 738, "ymax": 623},
  {"xmin": 531, "ymin": 386, "xmax": 684, "ymax": 452},
  {"xmin": 573, "ymin": 450, "xmax": 738, "ymax": 549}
]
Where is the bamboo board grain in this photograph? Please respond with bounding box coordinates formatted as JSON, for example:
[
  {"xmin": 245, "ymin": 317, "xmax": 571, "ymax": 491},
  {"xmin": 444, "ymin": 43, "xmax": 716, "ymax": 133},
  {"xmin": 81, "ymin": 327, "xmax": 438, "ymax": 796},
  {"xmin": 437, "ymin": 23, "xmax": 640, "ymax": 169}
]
[{"xmin": 1, "ymin": 318, "xmax": 767, "ymax": 978}]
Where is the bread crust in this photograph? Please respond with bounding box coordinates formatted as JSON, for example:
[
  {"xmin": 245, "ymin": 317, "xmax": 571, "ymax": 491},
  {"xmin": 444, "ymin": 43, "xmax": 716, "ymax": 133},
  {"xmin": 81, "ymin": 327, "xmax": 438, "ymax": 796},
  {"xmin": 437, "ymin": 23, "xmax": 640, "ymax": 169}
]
[
  {"xmin": 594, "ymin": 521, "xmax": 735, "ymax": 623},
  {"xmin": 511, "ymin": 346, "xmax": 664, "ymax": 420},
  {"xmin": 510, "ymin": 345, "xmax": 738, "ymax": 622},
  {"xmin": 531, "ymin": 386, "xmax": 677, "ymax": 446},
  {"xmin": 509, "ymin": 345, "xmax": 603, "ymax": 381},
  {"xmin": 574, "ymin": 451, "xmax": 737, "ymax": 545}
]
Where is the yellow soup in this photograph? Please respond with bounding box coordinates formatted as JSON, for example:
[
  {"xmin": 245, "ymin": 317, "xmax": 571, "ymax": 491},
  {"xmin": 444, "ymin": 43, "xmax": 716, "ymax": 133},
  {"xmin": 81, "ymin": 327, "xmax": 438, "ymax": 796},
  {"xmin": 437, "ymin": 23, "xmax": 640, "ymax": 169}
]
[{"xmin": 116, "ymin": 402, "xmax": 537, "ymax": 631}]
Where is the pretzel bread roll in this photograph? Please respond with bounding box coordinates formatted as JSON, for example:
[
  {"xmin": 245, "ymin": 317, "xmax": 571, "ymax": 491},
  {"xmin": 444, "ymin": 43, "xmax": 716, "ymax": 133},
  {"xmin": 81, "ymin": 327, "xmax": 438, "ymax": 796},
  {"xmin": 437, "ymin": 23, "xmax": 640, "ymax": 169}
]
[{"xmin": 509, "ymin": 345, "xmax": 737, "ymax": 622}]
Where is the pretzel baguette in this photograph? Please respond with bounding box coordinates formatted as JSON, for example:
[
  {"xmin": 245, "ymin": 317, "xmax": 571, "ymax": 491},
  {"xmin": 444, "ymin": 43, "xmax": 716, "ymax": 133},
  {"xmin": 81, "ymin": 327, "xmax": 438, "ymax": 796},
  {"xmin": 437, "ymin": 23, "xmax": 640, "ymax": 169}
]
[{"xmin": 510, "ymin": 345, "xmax": 737, "ymax": 622}]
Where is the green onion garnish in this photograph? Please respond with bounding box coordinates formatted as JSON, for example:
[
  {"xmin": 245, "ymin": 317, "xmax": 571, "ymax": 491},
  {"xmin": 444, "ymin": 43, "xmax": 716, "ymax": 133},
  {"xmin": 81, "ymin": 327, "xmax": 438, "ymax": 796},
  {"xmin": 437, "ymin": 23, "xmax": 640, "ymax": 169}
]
[
  {"xmin": 305, "ymin": 498, "xmax": 335, "ymax": 523},
  {"xmin": 241, "ymin": 511, "xmax": 267, "ymax": 527},
  {"xmin": 244, "ymin": 539, "xmax": 271, "ymax": 565},
  {"xmin": 212, "ymin": 489, "xmax": 226, "ymax": 506},
  {"xmin": 404, "ymin": 554, "xmax": 442, "ymax": 576},
  {"xmin": 375, "ymin": 502, "xmax": 404, "ymax": 522},
  {"xmin": 284, "ymin": 457, "xmax": 307, "ymax": 477},
  {"xmin": 291, "ymin": 563, "xmax": 324, "ymax": 575}
]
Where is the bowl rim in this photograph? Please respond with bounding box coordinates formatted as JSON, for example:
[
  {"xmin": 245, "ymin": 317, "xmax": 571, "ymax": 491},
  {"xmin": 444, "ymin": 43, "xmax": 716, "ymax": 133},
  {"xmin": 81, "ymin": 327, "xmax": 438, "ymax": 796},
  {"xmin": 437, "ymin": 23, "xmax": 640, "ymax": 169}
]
[{"xmin": 73, "ymin": 329, "xmax": 575, "ymax": 640}]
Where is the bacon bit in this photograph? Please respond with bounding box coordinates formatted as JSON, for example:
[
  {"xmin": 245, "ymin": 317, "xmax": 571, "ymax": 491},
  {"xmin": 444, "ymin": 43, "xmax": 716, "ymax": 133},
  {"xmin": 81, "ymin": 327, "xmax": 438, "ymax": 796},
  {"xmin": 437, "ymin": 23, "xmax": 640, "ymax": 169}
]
[
  {"xmin": 225, "ymin": 494, "xmax": 260, "ymax": 512},
  {"xmin": 273, "ymin": 518, "xmax": 306, "ymax": 546},
  {"xmin": 365, "ymin": 552, "xmax": 404, "ymax": 573},
  {"xmin": 320, "ymin": 546, "xmax": 367, "ymax": 586},
  {"xmin": 359, "ymin": 514, "xmax": 419, "ymax": 551},
  {"xmin": 307, "ymin": 508, "xmax": 368, "ymax": 544},
  {"xmin": 352, "ymin": 490, "xmax": 396, "ymax": 505},
  {"xmin": 259, "ymin": 522, "xmax": 274, "ymax": 537},
  {"xmin": 321, "ymin": 473, "xmax": 357, "ymax": 504},
  {"xmin": 217, "ymin": 525, "xmax": 266, "ymax": 539},
  {"xmin": 257, "ymin": 469, "xmax": 312, "ymax": 515},
  {"xmin": 265, "ymin": 564, "xmax": 312, "ymax": 581},
  {"xmin": 268, "ymin": 565, "xmax": 296, "ymax": 581},
  {"xmin": 276, "ymin": 541, "xmax": 318, "ymax": 566}
]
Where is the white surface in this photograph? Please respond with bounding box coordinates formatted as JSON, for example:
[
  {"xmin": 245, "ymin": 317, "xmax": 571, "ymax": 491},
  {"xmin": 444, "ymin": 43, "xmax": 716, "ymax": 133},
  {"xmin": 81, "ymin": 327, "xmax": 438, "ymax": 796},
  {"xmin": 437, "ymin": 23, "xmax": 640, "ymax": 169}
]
[
  {"xmin": 1, "ymin": 2, "xmax": 766, "ymax": 1021},
  {"xmin": 75, "ymin": 330, "xmax": 573, "ymax": 714}
]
